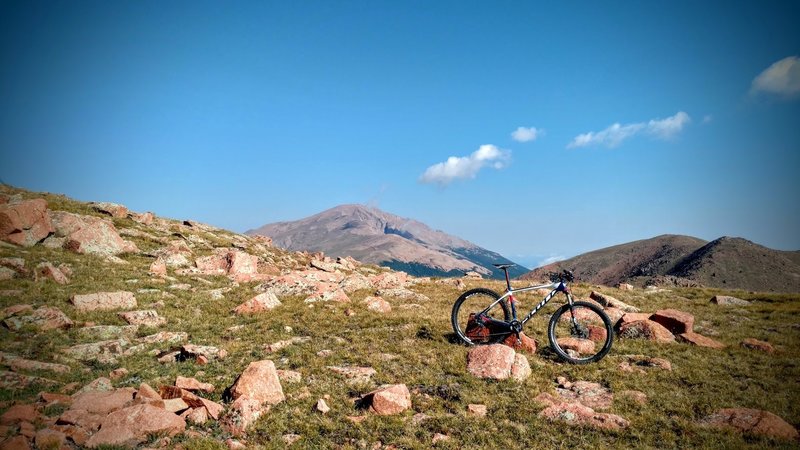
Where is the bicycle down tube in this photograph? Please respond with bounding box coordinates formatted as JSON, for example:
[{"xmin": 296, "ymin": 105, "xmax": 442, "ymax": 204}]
[{"xmin": 477, "ymin": 280, "xmax": 571, "ymax": 325}]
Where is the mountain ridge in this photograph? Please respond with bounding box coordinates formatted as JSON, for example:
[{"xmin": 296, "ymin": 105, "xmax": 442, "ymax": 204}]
[{"xmin": 246, "ymin": 204, "xmax": 528, "ymax": 279}]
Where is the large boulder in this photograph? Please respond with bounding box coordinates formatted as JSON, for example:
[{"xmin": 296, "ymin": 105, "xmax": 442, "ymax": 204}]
[
  {"xmin": 701, "ymin": 408, "xmax": 798, "ymax": 440},
  {"xmin": 618, "ymin": 320, "xmax": 675, "ymax": 343},
  {"xmin": 229, "ymin": 360, "xmax": 285, "ymax": 406},
  {"xmin": 50, "ymin": 211, "xmax": 137, "ymax": 255},
  {"xmin": 650, "ymin": 309, "xmax": 694, "ymax": 334},
  {"xmin": 71, "ymin": 291, "xmax": 137, "ymax": 312},
  {"xmin": 233, "ymin": 292, "xmax": 282, "ymax": 315},
  {"xmin": 362, "ymin": 384, "xmax": 411, "ymax": 415},
  {"xmin": 89, "ymin": 202, "xmax": 128, "ymax": 218},
  {"xmin": 2, "ymin": 306, "xmax": 73, "ymax": 331},
  {"xmin": 677, "ymin": 331, "xmax": 725, "ymax": 349},
  {"xmin": 589, "ymin": 291, "xmax": 639, "ymax": 312},
  {"xmin": 466, "ymin": 344, "xmax": 516, "ymax": 380},
  {"xmin": 85, "ymin": 404, "xmax": 185, "ymax": 448},
  {"xmin": 0, "ymin": 198, "xmax": 54, "ymax": 246},
  {"xmin": 710, "ymin": 295, "xmax": 751, "ymax": 306}
]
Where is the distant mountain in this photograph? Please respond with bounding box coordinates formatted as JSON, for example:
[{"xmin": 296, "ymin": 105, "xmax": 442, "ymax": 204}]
[
  {"xmin": 520, "ymin": 234, "xmax": 800, "ymax": 293},
  {"xmin": 246, "ymin": 204, "xmax": 527, "ymax": 279}
]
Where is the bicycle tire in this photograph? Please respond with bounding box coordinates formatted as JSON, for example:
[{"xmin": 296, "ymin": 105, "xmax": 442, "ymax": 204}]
[
  {"xmin": 547, "ymin": 301, "xmax": 613, "ymax": 364},
  {"xmin": 451, "ymin": 288, "xmax": 511, "ymax": 345}
]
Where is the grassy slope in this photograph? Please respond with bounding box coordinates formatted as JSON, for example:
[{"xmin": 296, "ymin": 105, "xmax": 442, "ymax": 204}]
[{"xmin": 1, "ymin": 189, "xmax": 799, "ymax": 449}]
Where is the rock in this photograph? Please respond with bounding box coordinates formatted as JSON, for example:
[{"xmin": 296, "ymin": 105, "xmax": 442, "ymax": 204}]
[
  {"xmin": 501, "ymin": 332, "xmax": 537, "ymax": 354},
  {"xmin": 149, "ymin": 258, "xmax": 167, "ymax": 276},
  {"xmin": 618, "ymin": 320, "xmax": 675, "ymax": 343},
  {"xmin": 71, "ymin": 388, "xmax": 136, "ymax": 415},
  {"xmin": 363, "ymin": 296, "xmax": 391, "ymax": 313},
  {"xmin": 90, "ymin": 202, "xmax": 128, "ymax": 218},
  {"xmin": 466, "ymin": 344, "xmax": 515, "ymax": 380},
  {"xmin": 340, "ymin": 274, "xmax": 374, "ymax": 293},
  {"xmin": 304, "ymin": 284, "xmax": 350, "ymax": 303},
  {"xmin": 50, "ymin": 211, "xmax": 137, "ymax": 255},
  {"xmin": 315, "ymin": 398, "xmax": 331, "ymax": 414},
  {"xmin": 137, "ymin": 383, "xmax": 162, "ymax": 400},
  {"xmin": 233, "ymin": 291, "xmax": 282, "ymax": 314},
  {"xmin": 131, "ymin": 211, "xmax": 155, "ymax": 225},
  {"xmin": 741, "ymin": 338, "xmax": 775, "ymax": 354},
  {"xmin": 70, "ymin": 291, "xmax": 137, "ymax": 312},
  {"xmin": 556, "ymin": 338, "xmax": 596, "ymax": 355},
  {"xmin": 0, "ymin": 436, "xmax": 31, "ymax": 450},
  {"xmin": 39, "ymin": 392, "xmax": 73, "ymax": 407},
  {"xmin": 618, "ymin": 355, "xmax": 672, "ymax": 372},
  {"xmin": 311, "ymin": 259, "xmax": 338, "ymax": 273},
  {"xmin": 282, "ymin": 434, "xmax": 302, "ymax": 446},
  {"xmin": 181, "ymin": 344, "xmax": 227, "ymax": 361},
  {"xmin": 175, "ymin": 376, "xmax": 214, "ymax": 393},
  {"xmin": 185, "ymin": 407, "xmax": 208, "ymax": 425},
  {"xmin": 78, "ymin": 325, "xmax": 138, "ymax": 341},
  {"xmin": 118, "ymin": 309, "xmax": 166, "ymax": 327},
  {"xmin": 163, "ymin": 398, "xmax": 190, "ymax": 413},
  {"xmin": 226, "ymin": 438, "xmax": 247, "ymax": 450},
  {"xmin": 227, "ymin": 250, "xmax": 260, "ymax": 282},
  {"xmin": 710, "ymin": 295, "xmax": 751, "ymax": 306},
  {"xmin": 0, "ymin": 267, "xmax": 16, "ymax": 281},
  {"xmin": 136, "ymin": 331, "xmax": 187, "ymax": 345},
  {"xmin": 0, "ymin": 404, "xmax": 38, "ymax": 425},
  {"xmin": 650, "ymin": 309, "xmax": 694, "ymax": 334},
  {"xmin": 0, "ymin": 353, "xmax": 70, "ymax": 374},
  {"xmin": 223, "ymin": 398, "xmax": 267, "ymax": 436},
  {"xmin": 589, "ymin": 291, "xmax": 639, "ymax": 312},
  {"xmin": 432, "ymin": 433, "xmax": 450, "ymax": 444},
  {"xmin": 618, "ymin": 283, "xmax": 634, "ymax": 290},
  {"xmin": 276, "ymin": 370, "xmax": 302, "ymax": 384},
  {"xmin": 677, "ymin": 332, "xmax": 725, "ymax": 349},
  {"xmin": 467, "ymin": 404, "xmax": 487, "ymax": 417},
  {"xmin": 3, "ymin": 306, "xmax": 73, "ymax": 331},
  {"xmin": 538, "ymin": 401, "xmax": 629, "ymax": 431},
  {"xmin": 555, "ymin": 379, "xmax": 613, "ymax": 410},
  {"xmin": 264, "ymin": 336, "xmax": 311, "ymax": 353},
  {"xmin": 0, "ymin": 304, "xmax": 33, "ymax": 321},
  {"xmin": 76, "ymin": 377, "xmax": 114, "ymax": 394},
  {"xmin": 229, "ymin": 360, "xmax": 285, "ymax": 406},
  {"xmin": 63, "ymin": 339, "xmax": 127, "ymax": 364},
  {"xmin": 370, "ymin": 272, "xmax": 409, "ymax": 289},
  {"xmin": 362, "ymin": 384, "xmax": 411, "ymax": 415},
  {"xmin": 327, "ymin": 366, "xmax": 377, "ymax": 385},
  {"xmin": 85, "ymin": 404, "xmax": 186, "ymax": 448},
  {"xmin": 376, "ymin": 287, "xmax": 429, "ymax": 302},
  {"xmin": 510, "ymin": 353, "xmax": 531, "ymax": 382},
  {"xmin": 701, "ymin": 408, "xmax": 798, "ymax": 440},
  {"xmin": 35, "ymin": 262, "xmax": 69, "ymax": 284},
  {"xmin": 0, "ymin": 198, "xmax": 54, "ymax": 247},
  {"xmin": 617, "ymin": 312, "xmax": 653, "ymax": 328}
]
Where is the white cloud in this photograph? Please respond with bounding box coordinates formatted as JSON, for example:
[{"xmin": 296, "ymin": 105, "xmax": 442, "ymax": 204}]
[
  {"xmin": 751, "ymin": 56, "xmax": 800, "ymax": 97},
  {"xmin": 702, "ymin": 114, "xmax": 713, "ymax": 124},
  {"xmin": 511, "ymin": 126, "xmax": 542, "ymax": 142},
  {"xmin": 567, "ymin": 111, "xmax": 691, "ymax": 148},
  {"xmin": 419, "ymin": 144, "xmax": 510, "ymax": 186},
  {"xmin": 539, "ymin": 255, "xmax": 566, "ymax": 266}
]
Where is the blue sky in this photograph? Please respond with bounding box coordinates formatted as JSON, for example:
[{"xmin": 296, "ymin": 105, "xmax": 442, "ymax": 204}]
[{"xmin": 1, "ymin": 1, "xmax": 798, "ymax": 268}]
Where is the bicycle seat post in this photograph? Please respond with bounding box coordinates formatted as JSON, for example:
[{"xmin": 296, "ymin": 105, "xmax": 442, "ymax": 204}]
[{"xmin": 503, "ymin": 267, "xmax": 512, "ymax": 292}]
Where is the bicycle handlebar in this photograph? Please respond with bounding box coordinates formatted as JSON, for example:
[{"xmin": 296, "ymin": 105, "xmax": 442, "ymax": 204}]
[{"xmin": 548, "ymin": 269, "xmax": 574, "ymax": 283}]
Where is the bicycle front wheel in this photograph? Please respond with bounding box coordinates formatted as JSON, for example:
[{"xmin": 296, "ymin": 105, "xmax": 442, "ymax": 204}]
[
  {"xmin": 451, "ymin": 288, "xmax": 510, "ymax": 345},
  {"xmin": 548, "ymin": 301, "xmax": 613, "ymax": 364}
]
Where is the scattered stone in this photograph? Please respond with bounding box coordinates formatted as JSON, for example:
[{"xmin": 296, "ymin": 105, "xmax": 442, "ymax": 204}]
[
  {"xmin": 149, "ymin": 257, "xmax": 167, "ymax": 276},
  {"xmin": 34, "ymin": 429, "xmax": 66, "ymax": 449},
  {"xmin": 538, "ymin": 400, "xmax": 629, "ymax": 431},
  {"xmin": 363, "ymin": 296, "xmax": 391, "ymax": 313},
  {"xmin": 650, "ymin": 309, "xmax": 694, "ymax": 334},
  {"xmin": 589, "ymin": 291, "xmax": 639, "ymax": 312},
  {"xmin": 185, "ymin": 406, "xmax": 208, "ymax": 425},
  {"xmin": 304, "ymin": 284, "xmax": 351, "ymax": 303},
  {"xmin": 618, "ymin": 355, "xmax": 672, "ymax": 372},
  {"xmin": 63, "ymin": 339, "xmax": 127, "ymax": 364},
  {"xmin": 136, "ymin": 331, "xmax": 188, "ymax": 345},
  {"xmin": 741, "ymin": 338, "xmax": 775, "ymax": 354},
  {"xmin": 0, "ymin": 436, "xmax": 32, "ymax": 450},
  {"xmin": 282, "ymin": 434, "xmax": 302, "ymax": 446},
  {"xmin": 138, "ymin": 383, "xmax": 161, "ymax": 400},
  {"xmin": 555, "ymin": 379, "xmax": 613, "ymax": 410},
  {"xmin": 315, "ymin": 398, "xmax": 331, "ymax": 414},
  {"xmin": 71, "ymin": 388, "xmax": 136, "ymax": 415},
  {"xmin": 163, "ymin": 397, "xmax": 190, "ymax": 413},
  {"xmin": 677, "ymin": 332, "xmax": 725, "ymax": 349},
  {"xmin": 618, "ymin": 283, "xmax": 634, "ymax": 291},
  {"xmin": 229, "ymin": 360, "xmax": 285, "ymax": 406},
  {"xmin": 467, "ymin": 404, "xmax": 487, "ymax": 417},
  {"xmin": 701, "ymin": 408, "xmax": 798, "ymax": 440},
  {"xmin": 76, "ymin": 377, "xmax": 114, "ymax": 394},
  {"xmin": 370, "ymin": 272, "xmax": 409, "ymax": 289},
  {"xmin": 50, "ymin": 210, "xmax": 137, "ymax": 255},
  {"xmin": 432, "ymin": 433, "xmax": 450, "ymax": 444},
  {"xmin": 3, "ymin": 306, "xmax": 73, "ymax": 331},
  {"xmin": 466, "ymin": 344, "xmax": 515, "ymax": 380},
  {"xmin": 118, "ymin": 309, "xmax": 166, "ymax": 327},
  {"xmin": 277, "ymin": 370, "xmax": 302, "ymax": 384},
  {"xmin": 71, "ymin": 291, "xmax": 137, "ymax": 312},
  {"xmin": 90, "ymin": 202, "xmax": 128, "ymax": 218},
  {"xmin": 78, "ymin": 325, "xmax": 138, "ymax": 341},
  {"xmin": 376, "ymin": 287, "xmax": 429, "ymax": 302},
  {"xmin": 618, "ymin": 320, "xmax": 675, "ymax": 343},
  {"xmin": 85, "ymin": 404, "xmax": 185, "ymax": 448},
  {"xmin": 109, "ymin": 368, "xmax": 129, "ymax": 380},
  {"xmin": 0, "ymin": 198, "xmax": 54, "ymax": 247},
  {"xmin": 180, "ymin": 344, "xmax": 227, "ymax": 361},
  {"xmin": 617, "ymin": 312, "xmax": 653, "ymax": 328},
  {"xmin": 131, "ymin": 211, "xmax": 155, "ymax": 225},
  {"xmin": 35, "ymin": 262, "xmax": 69, "ymax": 284},
  {"xmin": 340, "ymin": 274, "xmax": 374, "ymax": 293},
  {"xmin": 0, "ymin": 267, "xmax": 16, "ymax": 281},
  {"xmin": 510, "ymin": 353, "xmax": 531, "ymax": 382},
  {"xmin": 362, "ymin": 384, "xmax": 411, "ymax": 415},
  {"xmin": 0, "ymin": 404, "xmax": 38, "ymax": 425},
  {"xmin": 0, "ymin": 304, "xmax": 33, "ymax": 320},
  {"xmin": 556, "ymin": 338, "xmax": 596, "ymax": 355},
  {"xmin": 233, "ymin": 291, "xmax": 282, "ymax": 314},
  {"xmin": 327, "ymin": 366, "xmax": 377, "ymax": 385},
  {"xmin": 264, "ymin": 337, "xmax": 311, "ymax": 353},
  {"xmin": 175, "ymin": 376, "xmax": 214, "ymax": 393},
  {"xmin": 710, "ymin": 295, "xmax": 750, "ymax": 306}
]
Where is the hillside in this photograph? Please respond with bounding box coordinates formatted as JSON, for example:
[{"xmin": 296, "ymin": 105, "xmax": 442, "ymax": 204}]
[
  {"xmin": 521, "ymin": 234, "xmax": 800, "ymax": 293},
  {"xmin": 520, "ymin": 235, "xmax": 707, "ymax": 286},
  {"xmin": 0, "ymin": 185, "xmax": 799, "ymax": 449},
  {"xmin": 246, "ymin": 204, "xmax": 528, "ymax": 279}
]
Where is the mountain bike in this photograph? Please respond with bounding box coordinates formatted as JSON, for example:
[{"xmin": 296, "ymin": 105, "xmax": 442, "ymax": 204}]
[{"xmin": 451, "ymin": 264, "xmax": 613, "ymax": 364}]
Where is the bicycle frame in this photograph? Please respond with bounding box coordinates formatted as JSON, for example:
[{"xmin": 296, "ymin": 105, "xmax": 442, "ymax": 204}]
[{"xmin": 477, "ymin": 279, "xmax": 574, "ymax": 327}]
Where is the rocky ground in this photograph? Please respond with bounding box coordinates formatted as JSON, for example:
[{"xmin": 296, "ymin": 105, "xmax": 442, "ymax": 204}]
[{"xmin": 0, "ymin": 185, "xmax": 798, "ymax": 449}]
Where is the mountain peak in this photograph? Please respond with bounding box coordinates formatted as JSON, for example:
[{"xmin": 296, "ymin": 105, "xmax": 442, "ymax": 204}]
[{"xmin": 246, "ymin": 206, "xmax": 527, "ymax": 279}]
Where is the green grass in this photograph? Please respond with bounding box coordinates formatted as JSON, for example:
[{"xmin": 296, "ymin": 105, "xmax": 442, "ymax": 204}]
[{"xmin": 1, "ymin": 187, "xmax": 799, "ymax": 449}]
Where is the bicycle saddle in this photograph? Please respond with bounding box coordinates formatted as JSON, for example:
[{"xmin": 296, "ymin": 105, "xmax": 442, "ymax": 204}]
[{"xmin": 492, "ymin": 263, "xmax": 515, "ymax": 269}]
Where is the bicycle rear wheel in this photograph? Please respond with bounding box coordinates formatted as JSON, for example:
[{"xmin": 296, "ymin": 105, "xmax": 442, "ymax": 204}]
[
  {"xmin": 451, "ymin": 288, "xmax": 511, "ymax": 345},
  {"xmin": 547, "ymin": 301, "xmax": 613, "ymax": 364}
]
